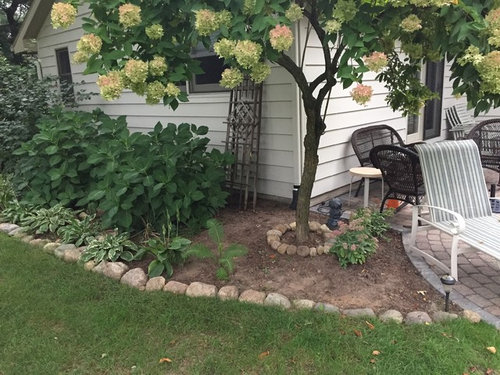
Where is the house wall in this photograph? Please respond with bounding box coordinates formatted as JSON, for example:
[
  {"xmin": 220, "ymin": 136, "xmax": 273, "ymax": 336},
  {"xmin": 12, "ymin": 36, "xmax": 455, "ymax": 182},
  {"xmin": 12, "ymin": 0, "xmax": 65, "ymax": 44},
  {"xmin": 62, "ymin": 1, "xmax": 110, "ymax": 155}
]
[
  {"xmin": 296, "ymin": 21, "xmax": 409, "ymax": 198},
  {"xmin": 36, "ymin": 5, "xmax": 301, "ymax": 200}
]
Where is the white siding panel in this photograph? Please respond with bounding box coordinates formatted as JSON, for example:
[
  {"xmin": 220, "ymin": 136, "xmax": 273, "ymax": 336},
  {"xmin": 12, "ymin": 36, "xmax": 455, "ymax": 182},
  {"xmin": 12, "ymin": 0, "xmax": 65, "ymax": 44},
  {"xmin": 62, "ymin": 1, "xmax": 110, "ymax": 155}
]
[{"xmin": 36, "ymin": 5, "xmax": 301, "ymax": 199}]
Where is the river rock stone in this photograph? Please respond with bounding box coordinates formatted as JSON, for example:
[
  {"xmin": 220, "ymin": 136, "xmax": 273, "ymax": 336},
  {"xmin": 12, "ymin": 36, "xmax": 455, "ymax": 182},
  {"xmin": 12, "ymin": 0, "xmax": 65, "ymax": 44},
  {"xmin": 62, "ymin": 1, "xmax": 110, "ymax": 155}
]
[
  {"xmin": 286, "ymin": 245, "xmax": 297, "ymax": 255},
  {"xmin": 267, "ymin": 235, "xmax": 280, "ymax": 245},
  {"xmin": 264, "ymin": 293, "xmax": 291, "ymax": 309},
  {"xmin": 317, "ymin": 246, "xmax": 325, "ymax": 255},
  {"xmin": 186, "ymin": 282, "xmax": 217, "ymax": 298},
  {"xmin": 297, "ymin": 246, "xmax": 310, "ymax": 257},
  {"xmin": 63, "ymin": 248, "xmax": 82, "ymax": 263},
  {"xmin": 405, "ymin": 311, "xmax": 432, "ymax": 324},
  {"xmin": 266, "ymin": 229, "xmax": 282, "ymax": 237},
  {"xmin": 43, "ymin": 242, "xmax": 60, "ymax": 254},
  {"xmin": 9, "ymin": 227, "xmax": 27, "ymax": 237},
  {"xmin": 309, "ymin": 221, "xmax": 322, "ymax": 232},
  {"xmin": 314, "ymin": 302, "xmax": 340, "ymax": 314},
  {"xmin": 277, "ymin": 243, "xmax": 288, "ymax": 255},
  {"xmin": 103, "ymin": 262, "xmax": 129, "ymax": 280},
  {"xmin": 145, "ymin": 276, "xmax": 166, "ymax": 291},
  {"xmin": 218, "ymin": 285, "xmax": 239, "ymax": 301},
  {"xmin": 239, "ymin": 289, "xmax": 266, "ymax": 305},
  {"xmin": 379, "ymin": 310, "xmax": 403, "ymax": 323},
  {"xmin": 270, "ymin": 241, "xmax": 281, "ymax": 250},
  {"xmin": 92, "ymin": 261, "xmax": 108, "ymax": 274},
  {"xmin": 310, "ymin": 247, "xmax": 317, "ymax": 257},
  {"xmin": 432, "ymin": 311, "xmax": 459, "ymax": 322},
  {"xmin": 121, "ymin": 268, "xmax": 148, "ymax": 290},
  {"xmin": 54, "ymin": 244, "xmax": 77, "ymax": 259},
  {"xmin": 274, "ymin": 224, "xmax": 288, "ymax": 234},
  {"xmin": 320, "ymin": 224, "xmax": 331, "ymax": 233},
  {"xmin": 21, "ymin": 235, "xmax": 34, "ymax": 243},
  {"xmin": 293, "ymin": 299, "xmax": 315, "ymax": 310},
  {"xmin": 164, "ymin": 280, "xmax": 188, "ymax": 295},
  {"xmin": 343, "ymin": 308, "xmax": 376, "ymax": 318},
  {"xmin": 0, "ymin": 223, "xmax": 19, "ymax": 233},
  {"xmin": 29, "ymin": 238, "xmax": 48, "ymax": 247},
  {"xmin": 289, "ymin": 222, "xmax": 296, "ymax": 230},
  {"xmin": 83, "ymin": 260, "xmax": 96, "ymax": 271},
  {"xmin": 463, "ymin": 309, "xmax": 481, "ymax": 323}
]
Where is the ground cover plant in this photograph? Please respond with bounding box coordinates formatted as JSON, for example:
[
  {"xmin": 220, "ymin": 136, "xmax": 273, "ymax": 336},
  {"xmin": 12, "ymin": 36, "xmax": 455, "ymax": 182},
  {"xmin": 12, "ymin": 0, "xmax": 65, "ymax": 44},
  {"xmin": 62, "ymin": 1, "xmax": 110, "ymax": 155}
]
[
  {"xmin": 14, "ymin": 108, "xmax": 232, "ymax": 232},
  {"xmin": 0, "ymin": 234, "xmax": 498, "ymax": 374}
]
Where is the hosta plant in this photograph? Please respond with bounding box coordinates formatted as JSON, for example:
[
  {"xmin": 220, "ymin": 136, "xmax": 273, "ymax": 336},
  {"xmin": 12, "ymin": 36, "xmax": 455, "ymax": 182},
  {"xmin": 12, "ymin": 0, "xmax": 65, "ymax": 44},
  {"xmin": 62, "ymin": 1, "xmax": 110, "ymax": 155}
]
[
  {"xmin": 0, "ymin": 200, "xmax": 38, "ymax": 225},
  {"xmin": 185, "ymin": 219, "xmax": 248, "ymax": 280},
  {"xmin": 57, "ymin": 214, "xmax": 101, "ymax": 246},
  {"xmin": 21, "ymin": 204, "xmax": 76, "ymax": 235},
  {"xmin": 80, "ymin": 232, "xmax": 138, "ymax": 263}
]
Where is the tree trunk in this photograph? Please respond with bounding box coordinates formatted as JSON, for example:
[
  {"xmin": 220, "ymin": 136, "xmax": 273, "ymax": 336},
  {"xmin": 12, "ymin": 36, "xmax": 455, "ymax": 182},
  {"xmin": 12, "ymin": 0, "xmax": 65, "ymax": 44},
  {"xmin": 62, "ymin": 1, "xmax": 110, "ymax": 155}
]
[{"xmin": 295, "ymin": 109, "xmax": 323, "ymax": 243}]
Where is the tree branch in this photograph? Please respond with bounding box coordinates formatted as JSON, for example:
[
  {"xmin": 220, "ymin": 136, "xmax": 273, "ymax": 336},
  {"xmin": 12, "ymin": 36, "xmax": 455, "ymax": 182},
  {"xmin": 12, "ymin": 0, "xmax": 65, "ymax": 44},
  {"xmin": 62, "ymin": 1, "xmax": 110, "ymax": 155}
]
[{"xmin": 276, "ymin": 53, "xmax": 314, "ymax": 103}]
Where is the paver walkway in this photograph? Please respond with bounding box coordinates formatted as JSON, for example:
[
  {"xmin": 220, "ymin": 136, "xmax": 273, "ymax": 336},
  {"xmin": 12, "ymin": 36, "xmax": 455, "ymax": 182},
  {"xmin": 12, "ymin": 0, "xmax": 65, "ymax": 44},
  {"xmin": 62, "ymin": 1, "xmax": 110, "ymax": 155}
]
[{"xmin": 321, "ymin": 179, "xmax": 500, "ymax": 329}]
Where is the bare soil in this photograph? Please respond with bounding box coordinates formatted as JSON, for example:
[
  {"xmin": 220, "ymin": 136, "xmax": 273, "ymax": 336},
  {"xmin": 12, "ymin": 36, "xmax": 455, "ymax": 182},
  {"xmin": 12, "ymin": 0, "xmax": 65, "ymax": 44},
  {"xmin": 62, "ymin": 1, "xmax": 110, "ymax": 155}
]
[{"xmin": 149, "ymin": 199, "xmax": 457, "ymax": 315}]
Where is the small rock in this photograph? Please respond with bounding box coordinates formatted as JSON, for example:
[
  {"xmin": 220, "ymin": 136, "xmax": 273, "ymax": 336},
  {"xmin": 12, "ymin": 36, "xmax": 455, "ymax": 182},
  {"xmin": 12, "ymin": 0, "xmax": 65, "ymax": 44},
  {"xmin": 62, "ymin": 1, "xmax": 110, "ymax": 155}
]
[
  {"xmin": 218, "ymin": 285, "xmax": 239, "ymax": 301},
  {"xmin": 405, "ymin": 311, "xmax": 432, "ymax": 325},
  {"xmin": 78, "ymin": 212, "xmax": 88, "ymax": 220},
  {"xmin": 186, "ymin": 282, "xmax": 217, "ymax": 298},
  {"xmin": 92, "ymin": 261, "xmax": 107, "ymax": 274},
  {"xmin": 286, "ymin": 245, "xmax": 297, "ymax": 255},
  {"xmin": 320, "ymin": 224, "xmax": 331, "ymax": 233},
  {"xmin": 21, "ymin": 235, "xmax": 34, "ymax": 243},
  {"xmin": 164, "ymin": 280, "xmax": 188, "ymax": 295},
  {"xmin": 293, "ymin": 299, "xmax": 315, "ymax": 310},
  {"xmin": 343, "ymin": 308, "xmax": 376, "ymax": 318},
  {"xmin": 264, "ymin": 293, "xmax": 291, "ymax": 309},
  {"xmin": 239, "ymin": 289, "xmax": 266, "ymax": 305},
  {"xmin": 0, "ymin": 223, "xmax": 19, "ymax": 233},
  {"xmin": 463, "ymin": 309, "xmax": 481, "ymax": 323},
  {"xmin": 54, "ymin": 244, "xmax": 77, "ymax": 259},
  {"xmin": 432, "ymin": 311, "xmax": 459, "ymax": 322},
  {"xmin": 310, "ymin": 247, "xmax": 317, "ymax": 257},
  {"xmin": 145, "ymin": 276, "xmax": 166, "ymax": 291},
  {"xmin": 266, "ymin": 229, "xmax": 282, "ymax": 237},
  {"xmin": 289, "ymin": 222, "xmax": 296, "ymax": 230},
  {"xmin": 308, "ymin": 221, "xmax": 321, "ymax": 231},
  {"xmin": 277, "ymin": 243, "xmax": 288, "ymax": 255},
  {"xmin": 63, "ymin": 248, "xmax": 82, "ymax": 263},
  {"xmin": 297, "ymin": 246, "xmax": 310, "ymax": 257},
  {"xmin": 274, "ymin": 224, "xmax": 288, "ymax": 234},
  {"xmin": 121, "ymin": 268, "xmax": 148, "ymax": 290},
  {"xmin": 323, "ymin": 246, "xmax": 330, "ymax": 254},
  {"xmin": 29, "ymin": 238, "xmax": 48, "ymax": 247},
  {"xmin": 83, "ymin": 260, "xmax": 96, "ymax": 271},
  {"xmin": 9, "ymin": 227, "xmax": 27, "ymax": 237},
  {"xmin": 379, "ymin": 310, "xmax": 403, "ymax": 324},
  {"xmin": 43, "ymin": 242, "xmax": 60, "ymax": 254},
  {"xmin": 270, "ymin": 241, "xmax": 281, "ymax": 250},
  {"xmin": 317, "ymin": 246, "xmax": 325, "ymax": 255},
  {"xmin": 314, "ymin": 302, "xmax": 340, "ymax": 314},
  {"xmin": 267, "ymin": 235, "xmax": 280, "ymax": 245},
  {"xmin": 103, "ymin": 262, "xmax": 129, "ymax": 280}
]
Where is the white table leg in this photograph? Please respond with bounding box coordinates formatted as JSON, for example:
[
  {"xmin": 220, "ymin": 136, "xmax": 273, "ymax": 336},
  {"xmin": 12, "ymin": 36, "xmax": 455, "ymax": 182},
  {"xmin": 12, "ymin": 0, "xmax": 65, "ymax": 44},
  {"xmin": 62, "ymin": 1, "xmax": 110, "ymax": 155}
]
[{"xmin": 363, "ymin": 177, "xmax": 370, "ymax": 208}]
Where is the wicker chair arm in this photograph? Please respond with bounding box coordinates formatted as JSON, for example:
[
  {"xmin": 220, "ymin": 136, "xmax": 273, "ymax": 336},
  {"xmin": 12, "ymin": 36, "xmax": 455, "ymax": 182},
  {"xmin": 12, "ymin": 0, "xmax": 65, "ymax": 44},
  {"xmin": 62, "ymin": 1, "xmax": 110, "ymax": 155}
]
[{"xmin": 413, "ymin": 204, "xmax": 466, "ymax": 235}]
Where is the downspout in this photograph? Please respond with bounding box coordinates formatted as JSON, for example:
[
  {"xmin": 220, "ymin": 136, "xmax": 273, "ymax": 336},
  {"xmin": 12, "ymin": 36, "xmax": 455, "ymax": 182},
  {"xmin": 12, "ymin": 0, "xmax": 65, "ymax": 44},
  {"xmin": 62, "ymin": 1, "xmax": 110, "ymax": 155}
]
[{"xmin": 33, "ymin": 58, "xmax": 43, "ymax": 79}]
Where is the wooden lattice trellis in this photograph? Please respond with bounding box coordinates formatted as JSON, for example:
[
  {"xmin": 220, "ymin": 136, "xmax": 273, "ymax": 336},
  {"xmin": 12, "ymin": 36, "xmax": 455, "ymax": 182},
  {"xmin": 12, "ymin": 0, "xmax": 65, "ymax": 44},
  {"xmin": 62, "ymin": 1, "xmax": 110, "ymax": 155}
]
[{"xmin": 224, "ymin": 78, "xmax": 263, "ymax": 210}]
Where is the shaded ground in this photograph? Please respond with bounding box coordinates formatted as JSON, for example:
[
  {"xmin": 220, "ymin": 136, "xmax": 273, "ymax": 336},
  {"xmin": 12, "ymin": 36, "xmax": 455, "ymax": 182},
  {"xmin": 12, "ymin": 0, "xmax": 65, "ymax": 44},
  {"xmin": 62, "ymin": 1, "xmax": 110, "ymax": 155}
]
[{"xmin": 167, "ymin": 199, "xmax": 455, "ymax": 315}]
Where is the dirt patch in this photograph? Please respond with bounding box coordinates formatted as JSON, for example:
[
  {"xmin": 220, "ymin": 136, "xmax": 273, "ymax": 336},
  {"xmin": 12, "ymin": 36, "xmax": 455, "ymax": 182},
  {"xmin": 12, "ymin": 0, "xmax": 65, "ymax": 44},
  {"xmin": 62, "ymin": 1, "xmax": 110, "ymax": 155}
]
[{"xmin": 151, "ymin": 199, "xmax": 457, "ymax": 315}]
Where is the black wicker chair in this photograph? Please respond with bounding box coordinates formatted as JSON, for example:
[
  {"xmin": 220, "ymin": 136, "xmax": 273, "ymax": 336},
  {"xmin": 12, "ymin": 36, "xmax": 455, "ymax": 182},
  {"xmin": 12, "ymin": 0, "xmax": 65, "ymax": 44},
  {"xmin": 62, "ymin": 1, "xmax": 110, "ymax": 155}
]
[
  {"xmin": 467, "ymin": 119, "xmax": 500, "ymax": 191},
  {"xmin": 369, "ymin": 145, "xmax": 425, "ymax": 212},
  {"xmin": 351, "ymin": 124, "xmax": 418, "ymax": 196}
]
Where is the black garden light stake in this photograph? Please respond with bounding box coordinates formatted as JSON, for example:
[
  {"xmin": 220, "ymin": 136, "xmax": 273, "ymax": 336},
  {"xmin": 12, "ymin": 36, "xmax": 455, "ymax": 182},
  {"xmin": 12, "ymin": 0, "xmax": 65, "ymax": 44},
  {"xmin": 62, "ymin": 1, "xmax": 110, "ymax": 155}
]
[{"xmin": 440, "ymin": 274, "xmax": 456, "ymax": 312}]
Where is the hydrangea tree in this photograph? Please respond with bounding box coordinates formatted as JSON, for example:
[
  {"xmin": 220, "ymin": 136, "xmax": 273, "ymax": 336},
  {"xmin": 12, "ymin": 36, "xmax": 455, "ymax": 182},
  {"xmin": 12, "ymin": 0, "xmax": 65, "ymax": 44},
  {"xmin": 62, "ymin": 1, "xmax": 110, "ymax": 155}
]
[{"xmin": 51, "ymin": 0, "xmax": 500, "ymax": 242}]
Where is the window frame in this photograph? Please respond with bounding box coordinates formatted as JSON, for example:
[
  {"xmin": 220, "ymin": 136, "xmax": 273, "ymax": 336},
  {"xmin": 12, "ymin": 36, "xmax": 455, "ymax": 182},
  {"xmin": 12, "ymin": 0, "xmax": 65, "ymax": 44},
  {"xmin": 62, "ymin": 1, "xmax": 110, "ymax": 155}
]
[{"xmin": 55, "ymin": 47, "xmax": 75, "ymax": 101}]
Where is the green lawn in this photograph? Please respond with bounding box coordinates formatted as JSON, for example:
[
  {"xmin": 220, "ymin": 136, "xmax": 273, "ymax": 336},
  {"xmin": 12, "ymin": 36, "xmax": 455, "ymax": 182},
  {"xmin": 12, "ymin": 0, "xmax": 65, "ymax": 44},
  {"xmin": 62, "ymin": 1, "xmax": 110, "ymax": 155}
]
[{"xmin": 0, "ymin": 234, "xmax": 498, "ymax": 375}]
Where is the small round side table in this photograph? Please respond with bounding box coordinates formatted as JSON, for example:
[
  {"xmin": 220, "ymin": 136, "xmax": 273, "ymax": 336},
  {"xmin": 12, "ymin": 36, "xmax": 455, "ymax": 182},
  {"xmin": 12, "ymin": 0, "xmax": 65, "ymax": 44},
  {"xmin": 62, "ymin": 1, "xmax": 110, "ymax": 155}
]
[{"xmin": 349, "ymin": 167, "xmax": 383, "ymax": 208}]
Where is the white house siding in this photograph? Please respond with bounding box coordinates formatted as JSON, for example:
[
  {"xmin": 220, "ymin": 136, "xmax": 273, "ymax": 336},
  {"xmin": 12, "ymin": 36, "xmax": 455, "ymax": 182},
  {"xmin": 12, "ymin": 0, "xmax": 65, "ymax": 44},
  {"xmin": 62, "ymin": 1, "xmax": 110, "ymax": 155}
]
[
  {"xmin": 296, "ymin": 21, "xmax": 408, "ymax": 198},
  {"xmin": 35, "ymin": 6, "xmax": 301, "ymax": 199}
]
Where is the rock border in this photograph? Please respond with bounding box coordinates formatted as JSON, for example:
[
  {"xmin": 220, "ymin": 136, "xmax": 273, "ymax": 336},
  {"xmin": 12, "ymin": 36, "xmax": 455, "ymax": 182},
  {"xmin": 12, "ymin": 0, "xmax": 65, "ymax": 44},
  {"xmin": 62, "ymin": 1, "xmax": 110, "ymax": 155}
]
[
  {"xmin": 0, "ymin": 222, "xmax": 491, "ymax": 328},
  {"xmin": 266, "ymin": 221, "xmax": 335, "ymax": 257}
]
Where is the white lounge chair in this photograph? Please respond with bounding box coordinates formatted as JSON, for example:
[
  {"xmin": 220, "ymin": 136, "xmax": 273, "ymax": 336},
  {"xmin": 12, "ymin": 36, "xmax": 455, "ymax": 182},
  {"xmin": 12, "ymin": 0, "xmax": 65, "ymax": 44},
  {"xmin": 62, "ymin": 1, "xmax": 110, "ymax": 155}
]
[
  {"xmin": 445, "ymin": 103, "xmax": 476, "ymax": 140},
  {"xmin": 409, "ymin": 140, "xmax": 500, "ymax": 280}
]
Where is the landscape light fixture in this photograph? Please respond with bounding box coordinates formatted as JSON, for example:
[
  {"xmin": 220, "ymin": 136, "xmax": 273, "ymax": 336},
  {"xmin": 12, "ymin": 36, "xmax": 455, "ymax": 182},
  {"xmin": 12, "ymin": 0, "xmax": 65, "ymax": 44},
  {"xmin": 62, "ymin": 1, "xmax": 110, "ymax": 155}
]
[{"xmin": 440, "ymin": 274, "xmax": 456, "ymax": 312}]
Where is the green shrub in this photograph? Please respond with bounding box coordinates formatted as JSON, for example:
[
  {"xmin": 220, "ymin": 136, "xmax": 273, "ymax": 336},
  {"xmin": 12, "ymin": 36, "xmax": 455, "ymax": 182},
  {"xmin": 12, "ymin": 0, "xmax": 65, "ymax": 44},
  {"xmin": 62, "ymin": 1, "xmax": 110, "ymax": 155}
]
[
  {"xmin": 0, "ymin": 174, "xmax": 17, "ymax": 210},
  {"xmin": 15, "ymin": 108, "xmax": 232, "ymax": 233},
  {"xmin": 329, "ymin": 208, "xmax": 392, "ymax": 268},
  {"xmin": 186, "ymin": 219, "xmax": 248, "ymax": 280},
  {"xmin": 80, "ymin": 232, "xmax": 138, "ymax": 263}
]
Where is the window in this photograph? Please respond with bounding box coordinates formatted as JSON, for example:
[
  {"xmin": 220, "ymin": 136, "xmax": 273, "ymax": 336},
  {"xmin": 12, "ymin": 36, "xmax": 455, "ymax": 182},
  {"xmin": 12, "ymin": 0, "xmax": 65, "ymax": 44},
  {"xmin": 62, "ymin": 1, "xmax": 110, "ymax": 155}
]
[
  {"xmin": 189, "ymin": 44, "xmax": 227, "ymax": 93},
  {"xmin": 55, "ymin": 47, "xmax": 74, "ymax": 101},
  {"xmin": 423, "ymin": 61, "xmax": 444, "ymax": 140}
]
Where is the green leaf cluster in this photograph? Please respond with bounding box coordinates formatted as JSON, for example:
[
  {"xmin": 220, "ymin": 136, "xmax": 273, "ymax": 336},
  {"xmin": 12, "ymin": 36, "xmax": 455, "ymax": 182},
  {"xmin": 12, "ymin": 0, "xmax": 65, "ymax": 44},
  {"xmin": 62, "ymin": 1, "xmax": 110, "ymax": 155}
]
[
  {"xmin": 57, "ymin": 214, "xmax": 101, "ymax": 247},
  {"xmin": 185, "ymin": 219, "xmax": 248, "ymax": 280},
  {"xmin": 20, "ymin": 204, "xmax": 76, "ymax": 235},
  {"xmin": 80, "ymin": 232, "xmax": 138, "ymax": 263},
  {"xmin": 0, "ymin": 174, "xmax": 17, "ymax": 211},
  {"xmin": 14, "ymin": 108, "xmax": 232, "ymax": 233}
]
